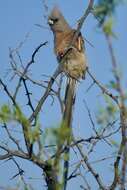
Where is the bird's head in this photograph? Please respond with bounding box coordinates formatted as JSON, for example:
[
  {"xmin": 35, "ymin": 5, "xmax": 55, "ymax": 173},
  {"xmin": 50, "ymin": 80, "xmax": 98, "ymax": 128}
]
[{"xmin": 48, "ymin": 7, "xmax": 71, "ymax": 33}]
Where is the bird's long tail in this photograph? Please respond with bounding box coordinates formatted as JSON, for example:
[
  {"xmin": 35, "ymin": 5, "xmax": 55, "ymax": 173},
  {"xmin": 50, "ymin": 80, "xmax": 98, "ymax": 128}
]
[{"xmin": 62, "ymin": 77, "xmax": 76, "ymax": 190}]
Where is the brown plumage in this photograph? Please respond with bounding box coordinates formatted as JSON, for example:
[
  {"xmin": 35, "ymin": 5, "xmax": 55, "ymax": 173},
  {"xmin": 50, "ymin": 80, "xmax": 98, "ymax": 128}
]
[{"xmin": 48, "ymin": 7, "xmax": 87, "ymax": 79}]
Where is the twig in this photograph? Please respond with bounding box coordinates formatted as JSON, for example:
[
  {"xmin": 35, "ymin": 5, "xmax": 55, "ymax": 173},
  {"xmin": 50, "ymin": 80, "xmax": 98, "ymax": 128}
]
[
  {"xmin": 3, "ymin": 123, "xmax": 23, "ymax": 151},
  {"xmin": 22, "ymin": 78, "xmax": 35, "ymax": 113},
  {"xmin": 11, "ymin": 67, "xmax": 58, "ymax": 95},
  {"xmin": 105, "ymin": 35, "xmax": 127, "ymax": 190},
  {"xmin": 13, "ymin": 67, "xmax": 65, "ymax": 113},
  {"xmin": 0, "ymin": 78, "xmax": 34, "ymax": 155},
  {"xmin": 50, "ymin": 127, "xmax": 120, "ymax": 159},
  {"xmin": 12, "ymin": 41, "xmax": 48, "ymax": 100},
  {"xmin": 110, "ymin": 141, "xmax": 123, "ymax": 189},
  {"xmin": 0, "ymin": 144, "xmax": 46, "ymax": 170},
  {"xmin": 87, "ymin": 69, "xmax": 120, "ymax": 107},
  {"xmin": 72, "ymin": 0, "xmax": 94, "ymax": 43},
  {"xmin": 71, "ymin": 126, "xmax": 120, "ymax": 146},
  {"xmin": 29, "ymin": 66, "xmax": 61, "ymax": 123},
  {"xmin": 10, "ymin": 157, "xmax": 24, "ymax": 180},
  {"xmin": 0, "ymin": 78, "xmax": 18, "ymax": 107},
  {"xmin": 73, "ymin": 138, "xmax": 106, "ymax": 190},
  {"xmin": 83, "ymin": 99, "xmax": 98, "ymax": 135},
  {"xmin": 79, "ymin": 171, "xmax": 91, "ymax": 190},
  {"xmin": 56, "ymin": 74, "xmax": 65, "ymax": 113},
  {"xmin": 0, "ymin": 145, "xmax": 28, "ymax": 160}
]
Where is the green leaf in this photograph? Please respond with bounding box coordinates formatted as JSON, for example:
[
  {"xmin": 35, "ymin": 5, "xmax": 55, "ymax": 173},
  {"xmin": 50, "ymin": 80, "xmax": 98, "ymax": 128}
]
[
  {"xmin": 107, "ymin": 80, "xmax": 118, "ymax": 90},
  {"xmin": 30, "ymin": 123, "xmax": 40, "ymax": 144},
  {"xmin": 103, "ymin": 18, "xmax": 116, "ymax": 37},
  {"xmin": 94, "ymin": 0, "xmax": 124, "ymax": 26},
  {"xmin": 24, "ymin": 186, "xmax": 29, "ymax": 190},
  {"xmin": 0, "ymin": 104, "xmax": 12, "ymax": 122},
  {"xmin": 1, "ymin": 105, "xmax": 11, "ymax": 114},
  {"xmin": 110, "ymin": 139, "xmax": 119, "ymax": 148}
]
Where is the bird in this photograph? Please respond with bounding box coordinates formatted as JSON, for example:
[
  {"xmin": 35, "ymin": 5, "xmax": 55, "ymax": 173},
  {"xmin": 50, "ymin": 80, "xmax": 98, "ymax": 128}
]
[
  {"xmin": 48, "ymin": 7, "xmax": 87, "ymax": 189},
  {"xmin": 48, "ymin": 6, "xmax": 87, "ymax": 80}
]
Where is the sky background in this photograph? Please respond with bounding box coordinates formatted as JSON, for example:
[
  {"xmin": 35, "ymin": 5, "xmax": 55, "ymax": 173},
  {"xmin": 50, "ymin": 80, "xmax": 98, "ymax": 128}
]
[{"xmin": 0, "ymin": 0, "xmax": 127, "ymax": 189}]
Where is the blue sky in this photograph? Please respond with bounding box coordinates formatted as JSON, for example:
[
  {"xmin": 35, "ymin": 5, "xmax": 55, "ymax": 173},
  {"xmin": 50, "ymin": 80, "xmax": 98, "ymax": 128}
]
[{"xmin": 0, "ymin": 0, "xmax": 127, "ymax": 189}]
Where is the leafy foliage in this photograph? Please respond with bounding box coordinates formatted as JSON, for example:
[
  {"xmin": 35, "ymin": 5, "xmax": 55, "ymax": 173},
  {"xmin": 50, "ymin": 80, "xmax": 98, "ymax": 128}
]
[
  {"xmin": 103, "ymin": 18, "xmax": 116, "ymax": 36},
  {"xmin": 0, "ymin": 104, "xmax": 40, "ymax": 145},
  {"xmin": 42, "ymin": 122, "xmax": 71, "ymax": 152},
  {"xmin": 94, "ymin": 0, "xmax": 123, "ymax": 25}
]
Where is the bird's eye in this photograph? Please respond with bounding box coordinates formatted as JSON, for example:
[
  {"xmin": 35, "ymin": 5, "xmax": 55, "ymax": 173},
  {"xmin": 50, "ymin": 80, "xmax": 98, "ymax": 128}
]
[
  {"xmin": 48, "ymin": 18, "xmax": 58, "ymax": 25},
  {"xmin": 53, "ymin": 18, "xmax": 58, "ymax": 23}
]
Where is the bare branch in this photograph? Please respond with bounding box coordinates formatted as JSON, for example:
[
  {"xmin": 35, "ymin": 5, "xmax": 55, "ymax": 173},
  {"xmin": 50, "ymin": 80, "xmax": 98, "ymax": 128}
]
[
  {"xmin": 29, "ymin": 66, "xmax": 61, "ymax": 123},
  {"xmin": 74, "ymin": 0, "xmax": 94, "ymax": 39},
  {"xmin": 0, "ymin": 145, "xmax": 28, "ymax": 160},
  {"xmin": 10, "ymin": 157, "xmax": 24, "ymax": 180},
  {"xmin": 74, "ymin": 139, "xmax": 106, "ymax": 190},
  {"xmin": 22, "ymin": 78, "xmax": 35, "ymax": 113},
  {"xmin": 105, "ymin": 35, "xmax": 127, "ymax": 190},
  {"xmin": 12, "ymin": 41, "xmax": 48, "ymax": 100},
  {"xmin": 3, "ymin": 124, "xmax": 23, "ymax": 151},
  {"xmin": 0, "ymin": 79, "xmax": 18, "ymax": 107},
  {"xmin": 87, "ymin": 69, "xmax": 120, "ymax": 107}
]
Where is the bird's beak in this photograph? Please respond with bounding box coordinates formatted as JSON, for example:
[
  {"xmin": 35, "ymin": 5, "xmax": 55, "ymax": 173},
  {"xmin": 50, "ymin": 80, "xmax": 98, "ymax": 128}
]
[{"xmin": 48, "ymin": 19, "xmax": 54, "ymax": 25}]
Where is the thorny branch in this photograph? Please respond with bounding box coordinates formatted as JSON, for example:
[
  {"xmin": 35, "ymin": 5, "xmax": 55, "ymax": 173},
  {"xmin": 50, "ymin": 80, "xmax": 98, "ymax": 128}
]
[
  {"xmin": 73, "ymin": 0, "xmax": 94, "ymax": 41},
  {"xmin": 90, "ymin": 6, "xmax": 127, "ymax": 189},
  {"xmin": 0, "ymin": 79, "xmax": 18, "ymax": 107},
  {"xmin": 0, "ymin": 78, "xmax": 33, "ymax": 155},
  {"xmin": 3, "ymin": 123, "xmax": 22, "ymax": 151},
  {"xmin": 87, "ymin": 69, "xmax": 120, "ymax": 107},
  {"xmin": 105, "ymin": 35, "xmax": 127, "ymax": 190},
  {"xmin": 10, "ymin": 157, "xmax": 24, "ymax": 180},
  {"xmin": 73, "ymin": 137, "xmax": 105, "ymax": 190},
  {"xmin": 28, "ymin": 66, "xmax": 61, "ymax": 123},
  {"xmin": 22, "ymin": 78, "xmax": 35, "ymax": 113},
  {"xmin": 11, "ymin": 41, "xmax": 48, "ymax": 100},
  {"xmin": 89, "ymin": 9, "xmax": 127, "ymax": 188}
]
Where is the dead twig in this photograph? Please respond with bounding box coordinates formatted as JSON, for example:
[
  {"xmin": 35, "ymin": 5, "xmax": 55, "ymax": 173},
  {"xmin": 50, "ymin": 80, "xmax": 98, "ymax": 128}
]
[
  {"xmin": 12, "ymin": 41, "xmax": 48, "ymax": 100},
  {"xmin": 87, "ymin": 69, "xmax": 120, "ymax": 107}
]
